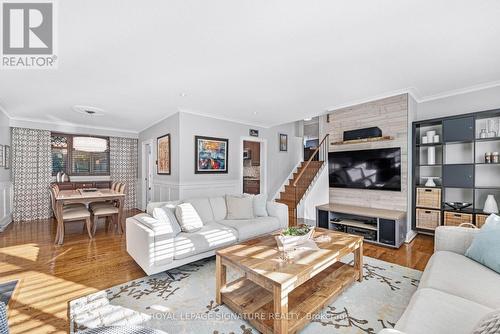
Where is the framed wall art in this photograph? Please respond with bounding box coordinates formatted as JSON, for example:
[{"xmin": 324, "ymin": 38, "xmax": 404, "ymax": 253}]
[
  {"xmin": 249, "ymin": 129, "xmax": 259, "ymax": 137},
  {"xmin": 195, "ymin": 136, "xmax": 228, "ymax": 174},
  {"xmin": 279, "ymin": 133, "xmax": 288, "ymax": 152},
  {"xmin": 4, "ymin": 145, "xmax": 10, "ymax": 169},
  {"xmin": 157, "ymin": 134, "xmax": 171, "ymax": 175}
]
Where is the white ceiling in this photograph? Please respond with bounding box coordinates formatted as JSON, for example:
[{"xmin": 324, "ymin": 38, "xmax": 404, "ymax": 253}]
[{"xmin": 1, "ymin": 0, "xmax": 500, "ymax": 133}]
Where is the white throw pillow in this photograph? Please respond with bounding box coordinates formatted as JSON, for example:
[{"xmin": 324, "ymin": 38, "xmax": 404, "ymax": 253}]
[
  {"xmin": 226, "ymin": 195, "xmax": 255, "ymax": 220},
  {"xmin": 175, "ymin": 203, "xmax": 204, "ymax": 232},
  {"xmin": 253, "ymin": 193, "xmax": 268, "ymax": 217},
  {"xmin": 152, "ymin": 207, "xmax": 182, "ymax": 235}
]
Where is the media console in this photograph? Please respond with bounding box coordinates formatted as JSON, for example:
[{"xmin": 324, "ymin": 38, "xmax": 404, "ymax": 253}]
[{"xmin": 316, "ymin": 203, "xmax": 407, "ymax": 248}]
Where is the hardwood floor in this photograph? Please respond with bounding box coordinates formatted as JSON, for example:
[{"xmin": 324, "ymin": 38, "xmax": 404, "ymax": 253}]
[
  {"xmin": 0, "ymin": 213, "xmax": 434, "ymax": 334},
  {"xmin": 0, "ymin": 210, "xmax": 145, "ymax": 334}
]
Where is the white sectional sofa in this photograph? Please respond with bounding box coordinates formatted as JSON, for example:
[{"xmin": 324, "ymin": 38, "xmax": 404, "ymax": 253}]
[
  {"xmin": 380, "ymin": 226, "xmax": 500, "ymax": 334},
  {"xmin": 126, "ymin": 196, "xmax": 288, "ymax": 275}
]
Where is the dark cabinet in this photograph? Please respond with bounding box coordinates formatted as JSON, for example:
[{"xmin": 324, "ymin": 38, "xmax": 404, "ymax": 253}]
[
  {"xmin": 442, "ymin": 117, "xmax": 474, "ymax": 143},
  {"xmin": 442, "ymin": 164, "xmax": 474, "ymax": 188},
  {"xmin": 243, "ymin": 179, "xmax": 260, "ymax": 195},
  {"xmin": 317, "ymin": 209, "xmax": 329, "ymax": 229},
  {"xmin": 379, "ymin": 219, "xmax": 396, "ymax": 246}
]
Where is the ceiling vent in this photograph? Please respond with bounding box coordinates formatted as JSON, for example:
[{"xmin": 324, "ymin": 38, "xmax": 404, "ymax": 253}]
[{"xmin": 73, "ymin": 105, "xmax": 105, "ymax": 116}]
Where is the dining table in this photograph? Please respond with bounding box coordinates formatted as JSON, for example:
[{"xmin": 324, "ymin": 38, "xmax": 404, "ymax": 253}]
[{"xmin": 54, "ymin": 188, "xmax": 126, "ymax": 245}]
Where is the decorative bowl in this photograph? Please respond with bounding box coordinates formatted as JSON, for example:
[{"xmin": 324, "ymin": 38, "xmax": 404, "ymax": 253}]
[
  {"xmin": 275, "ymin": 226, "xmax": 314, "ymax": 252},
  {"xmin": 445, "ymin": 202, "xmax": 472, "ymax": 210}
]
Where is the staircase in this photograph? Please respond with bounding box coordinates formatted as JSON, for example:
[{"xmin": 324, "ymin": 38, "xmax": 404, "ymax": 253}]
[{"xmin": 276, "ymin": 134, "xmax": 329, "ymax": 226}]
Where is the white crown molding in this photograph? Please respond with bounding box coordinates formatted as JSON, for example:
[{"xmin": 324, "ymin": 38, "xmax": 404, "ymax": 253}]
[
  {"xmin": 8, "ymin": 116, "xmax": 139, "ymax": 138},
  {"xmin": 179, "ymin": 110, "xmax": 268, "ymax": 129},
  {"xmin": 418, "ymin": 80, "xmax": 500, "ymax": 103},
  {"xmin": 137, "ymin": 111, "xmax": 179, "ymax": 134},
  {"xmin": 325, "ymin": 80, "xmax": 500, "ymax": 114},
  {"xmin": 0, "ymin": 104, "xmax": 12, "ymax": 119},
  {"xmin": 325, "ymin": 87, "xmax": 421, "ymax": 114}
]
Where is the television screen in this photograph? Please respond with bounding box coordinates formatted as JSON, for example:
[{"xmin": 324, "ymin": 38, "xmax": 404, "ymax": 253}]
[{"xmin": 329, "ymin": 147, "xmax": 401, "ymax": 191}]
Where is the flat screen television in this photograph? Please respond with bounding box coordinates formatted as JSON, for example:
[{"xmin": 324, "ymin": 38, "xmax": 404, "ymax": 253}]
[{"xmin": 329, "ymin": 147, "xmax": 401, "ymax": 191}]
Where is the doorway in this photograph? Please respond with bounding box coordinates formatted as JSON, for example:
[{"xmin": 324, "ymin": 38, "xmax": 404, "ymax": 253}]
[
  {"xmin": 242, "ymin": 139, "xmax": 264, "ymax": 195},
  {"xmin": 303, "ymin": 117, "xmax": 320, "ymax": 161},
  {"xmin": 141, "ymin": 140, "xmax": 154, "ymax": 209}
]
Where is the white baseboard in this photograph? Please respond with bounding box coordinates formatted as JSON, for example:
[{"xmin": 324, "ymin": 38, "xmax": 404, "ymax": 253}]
[
  {"xmin": 0, "ymin": 181, "xmax": 13, "ymax": 232},
  {"xmin": 0, "ymin": 214, "xmax": 12, "ymax": 232},
  {"xmin": 405, "ymin": 229, "xmax": 418, "ymax": 243}
]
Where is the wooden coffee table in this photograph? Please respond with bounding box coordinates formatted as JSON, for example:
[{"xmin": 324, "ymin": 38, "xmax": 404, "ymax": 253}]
[{"xmin": 215, "ymin": 228, "xmax": 363, "ymax": 334}]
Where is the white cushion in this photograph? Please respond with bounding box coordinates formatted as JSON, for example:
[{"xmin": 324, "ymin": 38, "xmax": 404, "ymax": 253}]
[
  {"xmin": 62, "ymin": 208, "xmax": 90, "ymax": 220},
  {"xmin": 146, "ymin": 200, "xmax": 181, "ymax": 216},
  {"xmin": 185, "ymin": 197, "xmax": 214, "ymax": 223},
  {"xmin": 253, "ymin": 193, "xmax": 268, "ymax": 217},
  {"xmin": 152, "ymin": 207, "xmax": 181, "ymax": 236},
  {"xmin": 175, "ymin": 203, "xmax": 204, "ymax": 232},
  {"xmin": 419, "ymin": 251, "xmax": 500, "ymax": 309},
  {"xmin": 217, "ymin": 216, "xmax": 281, "ymax": 241},
  {"xmin": 209, "ymin": 196, "xmax": 227, "ymax": 221},
  {"xmin": 396, "ymin": 288, "xmax": 492, "ymax": 334},
  {"xmin": 173, "ymin": 223, "xmax": 237, "ymax": 260},
  {"xmin": 92, "ymin": 206, "xmax": 119, "ymax": 216},
  {"xmin": 226, "ymin": 195, "xmax": 254, "ymax": 220}
]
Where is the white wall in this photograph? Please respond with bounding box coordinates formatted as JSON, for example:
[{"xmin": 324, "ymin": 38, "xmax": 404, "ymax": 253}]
[
  {"xmin": 137, "ymin": 111, "xmax": 303, "ymax": 205},
  {"xmin": 416, "ymin": 85, "xmax": 500, "ymax": 121},
  {"xmin": 263, "ymin": 122, "xmax": 303, "ymax": 199},
  {"xmin": 137, "ymin": 113, "xmax": 180, "ymax": 207},
  {"xmin": 297, "ymin": 165, "xmax": 329, "ymax": 220},
  {"xmin": 407, "ymin": 94, "xmax": 418, "ymax": 241},
  {"xmin": 0, "ymin": 110, "xmax": 13, "ymax": 231}
]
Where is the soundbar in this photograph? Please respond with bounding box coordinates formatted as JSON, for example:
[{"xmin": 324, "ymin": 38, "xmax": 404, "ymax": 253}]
[{"xmin": 343, "ymin": 127, "xmax": 382, "ymax": 141}]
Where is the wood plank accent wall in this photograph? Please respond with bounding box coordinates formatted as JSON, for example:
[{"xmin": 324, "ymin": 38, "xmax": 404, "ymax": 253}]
[{"xmin": 324, "ymin": 94, "xmax": 408, "ymax": 211}]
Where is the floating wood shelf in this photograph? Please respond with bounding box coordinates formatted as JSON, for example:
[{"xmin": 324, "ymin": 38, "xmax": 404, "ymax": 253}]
[{"xmin": 330, "ymin": 135, "xmax": 394, "ymax": 146}]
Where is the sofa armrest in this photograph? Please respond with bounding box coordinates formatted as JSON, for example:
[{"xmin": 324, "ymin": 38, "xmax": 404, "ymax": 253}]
[
  {"xmin": 126, "ymin": 214, "xmax": 176, "ymax": 275},
  {"xmin": 378, "ymin": 329, "xmax": 407, "ymax": 334},
  {"xmin": 434, "ymin": 226, "xmax": 479, "ymax": 255},
  {"xmin": 267, "ymin": 201, "xmax": 289, "ymax": 229}
]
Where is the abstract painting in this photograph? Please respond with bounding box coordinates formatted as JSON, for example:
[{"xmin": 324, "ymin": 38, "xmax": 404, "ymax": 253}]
[
  {"xmin": 279, "ymin": 133, "xmax": 288, "ymax": 151},
  {"xmin": 157, "ymin": 134, "xmax": 171, "ymax": 175},
  {"xmin": 195, "ymin": 136, "xmax": 228, "ymax": 174}
]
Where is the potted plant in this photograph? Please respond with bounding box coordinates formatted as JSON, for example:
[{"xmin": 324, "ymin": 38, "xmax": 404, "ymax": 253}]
[{"xmin": 275, "ymin": 225, "xmax": 315, "ymax": 252}]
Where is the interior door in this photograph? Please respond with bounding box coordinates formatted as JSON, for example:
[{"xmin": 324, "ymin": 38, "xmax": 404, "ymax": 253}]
[{"xmin": 145, "ymin": 144, "xmax": 152, "ymax": 204}]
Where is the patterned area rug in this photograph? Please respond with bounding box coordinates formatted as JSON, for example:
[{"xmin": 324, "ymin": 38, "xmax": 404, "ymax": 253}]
[
  {"xmin": 70, "ymin": 256, "xmax": 421, "ymax": 334},
  {"xmin": 0, "ymin": 280, "xmax": 17, "ymax": 306}
]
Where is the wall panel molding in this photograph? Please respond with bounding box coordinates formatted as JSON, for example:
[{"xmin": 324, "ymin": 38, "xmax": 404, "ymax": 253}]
[
  {"xmin": 179, "ymin": 180, "xmax": 240, "ymax": 200},
  {"xmin": 0, "ymin": 181, "xmax": 13, "ymax": 232}
]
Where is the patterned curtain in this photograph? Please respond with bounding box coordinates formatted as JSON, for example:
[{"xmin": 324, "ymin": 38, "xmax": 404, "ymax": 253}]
[
  {"xmin": 12, "ymin": 128, "xmax": 52, "ymax": 222},
  {"xmin": 110, "ymin": 137, "xmax": 138, "ymax": 210}
]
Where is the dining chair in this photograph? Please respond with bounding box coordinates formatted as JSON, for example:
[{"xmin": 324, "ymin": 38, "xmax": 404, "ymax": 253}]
[
  {"xmin": 49, "ymin": 186, "xmax": 93, "ymax": 244},
  {"xmin": 90, "ymin": 182, "xmax": 126, "ymax": 235},
  {"xmin": 51, "ymin": 184, "xmax": 86, "ymax": 210},
  {"xmin": 89, "ymin": 181, "xmax": 118, "ymax": 211}
]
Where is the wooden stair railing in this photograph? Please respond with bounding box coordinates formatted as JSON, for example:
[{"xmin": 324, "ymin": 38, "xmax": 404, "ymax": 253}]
[{"xmin": 276, "ymin": 134, "xmax": 329, "ymax": 226}]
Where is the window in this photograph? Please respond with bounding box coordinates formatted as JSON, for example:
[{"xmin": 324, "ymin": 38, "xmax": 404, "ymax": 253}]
[{"xmin": 51, "ymin": 133, "xmax": 110, "ymax": 176}]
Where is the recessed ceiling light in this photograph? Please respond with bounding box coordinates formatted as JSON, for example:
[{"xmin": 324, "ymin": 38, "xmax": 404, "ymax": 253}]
[
  {"xmin": 253, "ymin": 111, "xmax": 258, "ymax": 115},
  {"xmin": 304, "ymin": 117, "xmax": 312, "ymax": 121},
  {"xmin": 73, "ymin": 105, "xmax": 105, "ymax": 116},
  {"xmin": 179, "ymin": 93, "xmax": 187, "ymax": 97}
]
